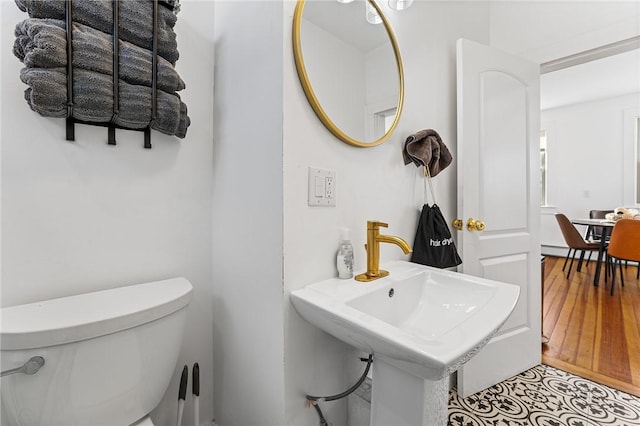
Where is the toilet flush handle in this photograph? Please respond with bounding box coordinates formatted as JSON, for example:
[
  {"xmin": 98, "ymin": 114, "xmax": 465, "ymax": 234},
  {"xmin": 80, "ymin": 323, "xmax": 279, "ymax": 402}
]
[{"xmin": 1, "ymin": 356, "xmax": 45, "ymax": 377}]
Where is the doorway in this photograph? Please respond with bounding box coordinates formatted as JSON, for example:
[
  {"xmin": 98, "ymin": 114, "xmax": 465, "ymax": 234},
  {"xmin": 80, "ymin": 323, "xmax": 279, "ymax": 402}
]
[
  {"xmin": 539, "ymin": 40, "xmax": 640, "ymax": 397},
  {"xmin": 541, "ymin": 256, "xmax": 640, "ymax": 397}
]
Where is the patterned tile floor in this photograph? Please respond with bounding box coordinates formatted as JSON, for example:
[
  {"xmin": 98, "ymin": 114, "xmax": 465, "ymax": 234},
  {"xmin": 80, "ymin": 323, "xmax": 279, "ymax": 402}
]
[{"xmin": 448, "ymin": 364, "xmax": 640, "ymax": 426}]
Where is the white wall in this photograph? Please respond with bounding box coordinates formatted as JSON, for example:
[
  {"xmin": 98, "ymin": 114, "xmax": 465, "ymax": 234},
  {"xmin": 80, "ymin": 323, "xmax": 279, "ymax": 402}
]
[
  {"xmin": 212, "ymin": 2, "xmax": 285, "ymax": 425},
  {"xmin": 283, "ymin": 2, "xmax": 489, "ymax": 425},
  {"xmin": 0, "ymin": 1, "xmax": 215, "ymax": 425},
  {"xmin": 365, "ymin": 41, "xmax": 397, "ymax": 105},
  {"xmin": 540, "ymin": 92, "xmax": 640, "ymax": 253},
  {"xmin": 302, "ymin": 18, "xmax": 366, "ymax": 140}
]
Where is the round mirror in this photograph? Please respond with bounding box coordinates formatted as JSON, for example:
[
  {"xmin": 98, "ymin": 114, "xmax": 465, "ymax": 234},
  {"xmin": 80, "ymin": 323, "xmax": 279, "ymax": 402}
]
[{"xmin": 292, "ymin": 0, "xmax": 404, "ymax": 147}]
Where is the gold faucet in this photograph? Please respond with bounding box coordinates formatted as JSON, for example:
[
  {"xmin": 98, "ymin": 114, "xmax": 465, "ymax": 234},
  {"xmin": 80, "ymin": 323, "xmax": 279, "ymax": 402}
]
[{"xmin": 355, "ymin": 221, "xmax": 412, "ymax": 282}]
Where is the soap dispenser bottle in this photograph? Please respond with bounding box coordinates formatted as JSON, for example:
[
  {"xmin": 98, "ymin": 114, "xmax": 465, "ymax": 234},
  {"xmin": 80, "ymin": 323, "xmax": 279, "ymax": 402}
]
[{"xmin": 337, "ymin": 227, "xmax": 354, "ymax": 279}]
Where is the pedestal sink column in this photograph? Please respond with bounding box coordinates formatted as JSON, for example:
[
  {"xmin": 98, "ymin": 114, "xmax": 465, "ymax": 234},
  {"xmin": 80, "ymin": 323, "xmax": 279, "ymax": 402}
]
[{"xmin": 370, "ymin": 358, "xmax": 449, "ymax": 426}]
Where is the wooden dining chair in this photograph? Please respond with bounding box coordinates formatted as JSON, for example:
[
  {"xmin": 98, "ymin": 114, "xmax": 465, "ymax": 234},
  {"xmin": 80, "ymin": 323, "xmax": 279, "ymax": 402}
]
[
  {"xmin": 606, "ymin": 219, "xmax": 640, "ymax": 295},
  {"xmin": 586, "ymin": 209, "xmax": 613, "ymax": 242},
  {"xmin": 583, "ymin": 209, "xmax": 614, "ymax": 274},
  {"xmin": 555, "ymin": 213, "xmax": 601, "ymax": 279}
]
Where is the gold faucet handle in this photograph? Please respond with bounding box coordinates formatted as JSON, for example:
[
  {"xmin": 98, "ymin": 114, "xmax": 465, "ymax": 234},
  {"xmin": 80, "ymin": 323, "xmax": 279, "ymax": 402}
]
[{"xmin": 368, "ymin": 221, "xmax": 388, "ymax": 229}]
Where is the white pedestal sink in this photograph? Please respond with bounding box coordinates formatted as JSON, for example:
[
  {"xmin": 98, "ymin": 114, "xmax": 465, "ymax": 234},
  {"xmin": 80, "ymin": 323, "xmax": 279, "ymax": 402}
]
[
  {"xmin": 371, "ymin": 358, "xmax": 449, "ymax": 425},
  {"xmin": 290, "ymin": 261, "xmax": 519, "ymax": 426}
]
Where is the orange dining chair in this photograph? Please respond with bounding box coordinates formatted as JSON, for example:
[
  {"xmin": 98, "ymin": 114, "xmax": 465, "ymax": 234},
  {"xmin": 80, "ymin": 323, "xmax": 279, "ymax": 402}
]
[
  {"xmin": 555, "ymin": 213, "xmax": 601, "ymax": 279},
  {"xmin": 606, "ymin": 219, "xmax": 640, "ymax": 295}
]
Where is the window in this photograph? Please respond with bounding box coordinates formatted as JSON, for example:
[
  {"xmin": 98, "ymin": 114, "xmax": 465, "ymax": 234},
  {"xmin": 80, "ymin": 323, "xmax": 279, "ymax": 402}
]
[
  {"xmin": 383, "ymin": 109, "xmax": 396, "ymax": 133},
  {"xmin": 372, "ymin": 107, "xmax": 397, "ymax": 139},
  {"xmin": 636, "ymin": 117, "xmax": 640, "ymax": 204},
  {"xmin": 540, "ymin": 130, "xmax": 547, "ymax": 206}
]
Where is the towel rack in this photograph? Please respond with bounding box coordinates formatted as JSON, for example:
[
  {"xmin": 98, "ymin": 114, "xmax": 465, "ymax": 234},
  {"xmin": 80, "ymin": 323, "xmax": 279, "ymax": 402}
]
[
  {"xmin": 64, "ymin": 0, "xmax": 159, "ymax": 149},
  {"xmin": 108, "ymin": 0, "xmax": 120, "ymax": 146}
]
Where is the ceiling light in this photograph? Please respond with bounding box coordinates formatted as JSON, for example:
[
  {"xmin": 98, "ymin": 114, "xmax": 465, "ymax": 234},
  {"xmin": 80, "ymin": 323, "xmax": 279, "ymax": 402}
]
[
  {"xmin": 388, "ymin": 0, "xmax": 413, "ymax": 10},
  {"xmin": 365, "ymin": 1, "xmax": 382, "ymax": 24}
]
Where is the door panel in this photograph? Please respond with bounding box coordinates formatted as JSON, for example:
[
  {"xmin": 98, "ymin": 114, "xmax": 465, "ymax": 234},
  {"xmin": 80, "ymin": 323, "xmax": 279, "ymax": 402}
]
[
  {"xmin": 456, "ymin": 38, "xmax": 541, "ymax": 397},
  {"xmin": 481, "ymin": 72, "xmax": 529, "ymax": 230}
]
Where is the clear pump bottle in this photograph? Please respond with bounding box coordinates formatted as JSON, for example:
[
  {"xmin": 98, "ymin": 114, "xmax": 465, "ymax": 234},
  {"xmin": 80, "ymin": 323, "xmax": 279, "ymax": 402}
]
[{"xmin": 337, "ymin": 227, "xmax": 354, "ymax": 279}]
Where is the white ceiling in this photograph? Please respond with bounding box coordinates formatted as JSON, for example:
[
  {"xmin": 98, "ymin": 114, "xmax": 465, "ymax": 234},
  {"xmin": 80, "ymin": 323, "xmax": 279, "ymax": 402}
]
[
  {"xmin": 541, "ymin": 48, "xmax": 640, "ymax": 110},
  {"xmin": 488, "ymin": 1, "xmax": 640, "ymax": 110},
  {"xmin": 489, "ymin": 1, "xmax": 639, "ymax": 64},
  {"xmin": 303, "ymin": 0, "xmax": 388, "ymax": 52}
]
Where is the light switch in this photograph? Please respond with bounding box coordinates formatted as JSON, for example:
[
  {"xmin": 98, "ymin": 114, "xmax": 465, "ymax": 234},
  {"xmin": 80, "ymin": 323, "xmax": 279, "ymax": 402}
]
[
  {"xmin": 315, "ymin": 176, "xmax": 325, "ymax": 197},
  {"xmin": 308, "ymin": 167, "xmax": 336, "ymax": 207}
]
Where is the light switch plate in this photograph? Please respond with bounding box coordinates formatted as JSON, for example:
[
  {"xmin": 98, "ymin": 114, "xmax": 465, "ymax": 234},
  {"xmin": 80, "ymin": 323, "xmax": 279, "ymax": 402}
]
[{"xmin": 308, "ymin": 167, "xmax": 336, "ymax": 207}]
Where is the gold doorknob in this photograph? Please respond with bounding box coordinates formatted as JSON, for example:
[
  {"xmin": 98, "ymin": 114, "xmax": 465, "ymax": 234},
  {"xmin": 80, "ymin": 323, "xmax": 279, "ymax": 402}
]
[
  {"xmin": 452, "ymin": 219, "xmax": 463, "ymax": 231},
  {"xmin": 467, "ymin": 218, "xmax": 485, "ymax": 232}
]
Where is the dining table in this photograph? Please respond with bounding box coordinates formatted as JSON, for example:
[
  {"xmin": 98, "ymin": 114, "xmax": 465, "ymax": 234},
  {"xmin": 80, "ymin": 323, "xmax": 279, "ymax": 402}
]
[{"xmin": 571, "ymin": 218, "xmax": 616, "ymax": 286}]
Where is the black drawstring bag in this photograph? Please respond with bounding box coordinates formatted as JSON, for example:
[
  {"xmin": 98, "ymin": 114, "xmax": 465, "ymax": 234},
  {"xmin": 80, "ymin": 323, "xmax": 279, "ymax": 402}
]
[{"xmin": 411, "ymin": 204, "xmax": 462, "ymax": 269}]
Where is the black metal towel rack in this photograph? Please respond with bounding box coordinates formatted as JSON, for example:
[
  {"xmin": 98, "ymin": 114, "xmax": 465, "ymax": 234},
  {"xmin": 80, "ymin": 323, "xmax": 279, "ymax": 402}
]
[{"xmin": 64, "ymin": 0, "xmax": 159, "ymax": 149}]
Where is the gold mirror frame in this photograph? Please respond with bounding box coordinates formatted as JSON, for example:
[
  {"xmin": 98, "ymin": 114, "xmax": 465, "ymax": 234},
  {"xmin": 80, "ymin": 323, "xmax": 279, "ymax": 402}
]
[{"xmin": 292, "ymin": 0, "xmax": 405, "ymax": 148}]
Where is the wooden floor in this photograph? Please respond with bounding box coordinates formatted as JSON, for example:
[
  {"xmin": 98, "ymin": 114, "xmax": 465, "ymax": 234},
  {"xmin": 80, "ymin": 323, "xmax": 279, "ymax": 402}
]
[{"xmin": 542, "ymin": 255, "xmax": 640, "ymax": 397}]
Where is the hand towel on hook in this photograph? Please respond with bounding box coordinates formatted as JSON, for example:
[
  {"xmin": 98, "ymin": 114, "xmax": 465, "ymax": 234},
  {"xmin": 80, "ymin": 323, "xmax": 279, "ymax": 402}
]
[{"xmin": 402, "ymin": 129, "xmax": 452, "ymax": 177}]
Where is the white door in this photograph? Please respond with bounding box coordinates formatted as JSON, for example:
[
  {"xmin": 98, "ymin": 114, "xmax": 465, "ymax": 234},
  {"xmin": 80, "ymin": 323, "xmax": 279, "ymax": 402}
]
[{"xmin": 455, "ymin": 38, "xmax": 541, "ymax": 397}]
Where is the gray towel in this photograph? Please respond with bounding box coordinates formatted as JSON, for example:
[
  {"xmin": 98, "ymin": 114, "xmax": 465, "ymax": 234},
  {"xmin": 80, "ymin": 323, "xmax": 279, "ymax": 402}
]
[
  {"xmin": 14, "ymin": 19, "xmax": 185, "ymax": 93},
  {"xmin": 15, "ymin": 0, "xmax": 179, "ymax": 64},
  {"xmin": 402, "ymin": 129, "xmax": 452, "ymax": 177},
  {"xmin": 159, "ymin": 0, "xmax": 180, "ymax": 13},
  {"xmin": 13, "ymin": 18, "xmax": 65, "ymax": 68},
  {"xmin": 21, "ymin": 67, "xmax": 190, "ymax": 138}
]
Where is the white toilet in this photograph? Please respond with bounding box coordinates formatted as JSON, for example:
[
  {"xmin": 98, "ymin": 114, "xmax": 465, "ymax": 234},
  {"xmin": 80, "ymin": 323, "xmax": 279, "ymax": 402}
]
[{"xmin": 0, "ymin": 278, "xmax": 193, "ymax": 426}]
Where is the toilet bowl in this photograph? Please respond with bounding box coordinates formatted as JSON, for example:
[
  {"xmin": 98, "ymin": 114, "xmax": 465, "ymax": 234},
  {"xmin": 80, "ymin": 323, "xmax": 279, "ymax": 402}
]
[
  {"xmin": 131, "ymin": 415, "xmax": 156, "ymax": 426},
  {"xmin": 0, "ymin": 278, "xmax": 193, "ymax": 426}
]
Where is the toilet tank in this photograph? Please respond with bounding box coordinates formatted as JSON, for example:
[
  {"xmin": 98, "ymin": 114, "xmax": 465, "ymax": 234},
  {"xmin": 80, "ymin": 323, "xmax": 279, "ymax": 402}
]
[{"xmin": 0, "ymin": 278, "xmax": 193, "ymax": 426}]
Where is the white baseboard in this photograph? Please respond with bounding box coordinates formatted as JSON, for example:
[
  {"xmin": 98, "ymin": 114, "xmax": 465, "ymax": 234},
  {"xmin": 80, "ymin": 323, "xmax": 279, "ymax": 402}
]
[{"xmin": 542, "ymin": 246, "xmax": 569, "ymax": 258}]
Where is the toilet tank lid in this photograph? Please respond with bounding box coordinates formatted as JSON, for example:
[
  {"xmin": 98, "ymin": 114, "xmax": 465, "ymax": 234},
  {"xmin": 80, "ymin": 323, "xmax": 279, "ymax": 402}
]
[{"xmin": 1, "ymin": 278, "xmax": 193, "ymax": 350}]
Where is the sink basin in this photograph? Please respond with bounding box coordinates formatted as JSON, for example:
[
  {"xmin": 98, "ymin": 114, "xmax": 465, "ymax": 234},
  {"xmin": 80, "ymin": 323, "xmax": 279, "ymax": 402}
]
[{"xmin": 290, "ymin": 260, "xmax": 520, "ymax": 381}]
